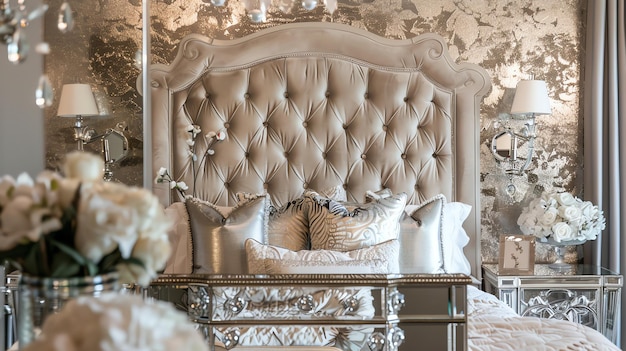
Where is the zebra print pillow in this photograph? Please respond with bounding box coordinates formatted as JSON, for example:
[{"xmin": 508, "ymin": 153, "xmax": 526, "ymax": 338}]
[
  {"xmin": 267, "ymin": 186, "xmax": 347, "ymax": 251},
  {"xmin": 306, "ymin": 191, "xmax": 407, "ymax": 252}
]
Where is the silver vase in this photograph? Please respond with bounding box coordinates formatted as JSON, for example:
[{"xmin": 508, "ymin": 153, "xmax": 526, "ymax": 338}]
[
  {"xmin": 17, "ymin": 272, "xmax": 119, "ymax": 349},
  {"xmin": 544, "ymin": 237, "xmax": 586, "ymax": 270}
]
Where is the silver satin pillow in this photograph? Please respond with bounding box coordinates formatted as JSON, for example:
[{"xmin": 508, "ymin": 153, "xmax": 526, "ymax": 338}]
[
  {"xmin": 398, "ymin": 194, "xmax": 446, "ymax": 273},
  {"xmin": 186, "ymin": 195, "xmax": 269, "ymax": 274},
  {"xmin": 307, "ymin": 191, "xmax": 407, "ymax": 251}
]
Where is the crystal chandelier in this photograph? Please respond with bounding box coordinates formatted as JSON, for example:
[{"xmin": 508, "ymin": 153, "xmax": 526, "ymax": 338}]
[{"xmin": 1, "ymin": 0, "xmax": 75, "ymax": 108}]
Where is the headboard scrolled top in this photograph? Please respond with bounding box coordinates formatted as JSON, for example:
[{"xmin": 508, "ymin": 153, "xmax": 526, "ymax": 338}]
[{"xmin": 147, "ymin": 22, "xmax": 490, "ymax": 276}]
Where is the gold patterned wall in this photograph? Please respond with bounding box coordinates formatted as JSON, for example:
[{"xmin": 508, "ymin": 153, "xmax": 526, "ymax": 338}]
[{"xmin": 43, "ymin": 0, "xmax": 585, "ymax": 264}]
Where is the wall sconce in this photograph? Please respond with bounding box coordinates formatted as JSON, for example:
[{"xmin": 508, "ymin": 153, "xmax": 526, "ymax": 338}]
[
  {"xmin": 491, "ymin": 79, "xmax": 551, "ymax": 196},
  {"xmin": 57, "ymin": 83, "xmax": 129, "ymax": 181},
  {"xmin": 57, "ymin": 83, "xmax": 100, "ymax": 151}
]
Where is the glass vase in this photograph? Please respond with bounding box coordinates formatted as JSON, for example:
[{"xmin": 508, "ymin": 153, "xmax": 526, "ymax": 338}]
[{"xmin": 17, "ymin": 272, "xmax": 119, "ymax": 349}]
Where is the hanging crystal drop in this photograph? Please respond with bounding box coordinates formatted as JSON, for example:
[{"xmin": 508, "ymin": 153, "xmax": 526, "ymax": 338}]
[
  {"xmin": 301, "ymin": 0, "xmax": 318, "ymax": 10},
  {"xmin": 7, "ymin": 28, "xmax": 28, "ymax": 63},
  {"xmin": 277, "ymin": 0, "xmax": 296, "ymax": 13},
  {"xmin": 35, "ymin": 74, "xmax": 54, "ymax": 108},
  {"xmin": 211, "ymin": 0, "xmax": 226, "ymax": 6},
  {"xmin": 324, "ymin": 0, "xmax": 337, "ymax": 14},
  {"xmin": 57, "ymin": 2, "xmax": 74, "ymax": 33},
  {"xmin": 243, "ymin": 0, "xmax": 270, "ymax": 23},
  {"xmin": 134, "ymin": 50, "xmax": 142, "ymax": 69}
]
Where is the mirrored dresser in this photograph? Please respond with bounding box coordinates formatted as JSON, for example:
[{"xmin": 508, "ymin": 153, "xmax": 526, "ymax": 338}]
[
  {"xmin": 148, "ymin": 274, "xmax": 471, "ymax": 351},
  {"xmin": 482, "ymin": 264, "xmax": 622, "ymax": 344}
]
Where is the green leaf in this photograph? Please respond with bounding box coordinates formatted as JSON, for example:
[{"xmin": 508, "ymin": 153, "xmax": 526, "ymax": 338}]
[
  {"xmin": 98, "ymin": 250, "xmax": 122, "ymax": 273},
  {"xmin": 48, "ymin": 237, "xmax": 90, "ymax": 267},
  {"xmin": 50, "ymin": 253, "xmax": 80, "ymax": 277}
]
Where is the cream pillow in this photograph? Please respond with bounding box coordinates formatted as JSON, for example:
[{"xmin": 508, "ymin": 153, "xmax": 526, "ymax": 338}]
[
  {"xmin": 186, "ymin": 194, "xmax": 269, "ymax": 274},
  {"xmin": 306, "ymin": 191, "xmax": 407, "ymax": 251},
  {"xmin": 245, "ymin": 238, "xmax": 400, "ymax": 274}
]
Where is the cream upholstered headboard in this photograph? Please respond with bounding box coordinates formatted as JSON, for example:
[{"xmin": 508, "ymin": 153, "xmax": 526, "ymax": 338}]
[{"xmin": 147, "ymin": 22, "xmax": 491, "ymax": 277}]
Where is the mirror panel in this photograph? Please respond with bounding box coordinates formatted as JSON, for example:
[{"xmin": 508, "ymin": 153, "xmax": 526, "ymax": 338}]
[{"xmin": 491, "ymin": 130, "xmax": 517, "ymax": 162}]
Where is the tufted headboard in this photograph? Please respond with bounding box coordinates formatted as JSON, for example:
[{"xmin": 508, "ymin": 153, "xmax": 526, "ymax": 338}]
[{"xmin": 147, "ymin": 22, "xmax": 491, "ymax": 277}]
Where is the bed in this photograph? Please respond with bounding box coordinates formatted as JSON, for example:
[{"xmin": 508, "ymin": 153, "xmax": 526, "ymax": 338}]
[{"xmin": 144, "ymin": 22, "xmax": 620, "ymax": 350}]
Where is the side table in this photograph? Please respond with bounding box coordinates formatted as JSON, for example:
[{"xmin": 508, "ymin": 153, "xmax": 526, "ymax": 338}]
[{"xmin": 482, "ymin": 264, "xmax": 622, "ymax": 344}]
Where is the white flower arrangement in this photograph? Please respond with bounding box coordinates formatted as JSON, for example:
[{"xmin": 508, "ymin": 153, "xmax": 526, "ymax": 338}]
[
  {"xmin": 155, "ymin": 124, "xmax": 225, "ymax": 198},
  {"xmin": 0, "ymin": 151, "xmax": 172, "ymax": 286},
  {"xmin": 517, "ymin": 191, "xmax": 606, "ymax": 243},
  {"xmin": 21, "ymin": 293, "xmax": 209, "ymax": 351}
]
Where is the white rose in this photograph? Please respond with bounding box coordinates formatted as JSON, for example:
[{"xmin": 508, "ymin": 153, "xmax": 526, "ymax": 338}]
[
  {"xmin": 551, "ymin": 222, "xmax": 575, "ymax": 242},
  {"xmin": 559, "ymin": 204, "xmax": 582, "ymax": 221},
  {"xmin": 24, "ymin": 293, "xmax": 209, "ymax": 351},
  {"xmin": 539, "ymin": 207, "xmax": 558, "ymax": 227},
  {"xmin": 63, "ymin": 151, "xmax": 104, "ymax": 182},
  {"xmin": 579, "ymin": 201, "xmax": 595, "ymax": 218},
  {"xmin": 0, "ymin": 196, "xmax": 63, "ymax": 250},
  {"xmin": 75, "ymin": 184, "xmax": 139, "ymax": 262},
  {"xmin": 117, "ymin": 235, "xmax": 171, "ymax": 286},
  {"xmin": 555, "ymin": 192, "xmax": 577, "ymax": 206}
]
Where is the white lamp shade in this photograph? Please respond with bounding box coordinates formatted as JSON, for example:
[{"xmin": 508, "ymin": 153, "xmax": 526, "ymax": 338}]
[
  {"xmin": 510, "ymin": 80, "xmax": 551, "ymax": 115},
  {"xmin": 57, "ymin": 84, "xmax": 100, "ymax": 117}
]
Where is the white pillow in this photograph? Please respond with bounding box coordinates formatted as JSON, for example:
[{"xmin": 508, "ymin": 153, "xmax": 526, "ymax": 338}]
[
  {"xmin": 405, "ymin": 200, "xmax": 472, "ymax": 274},
  {"xmin": 245, "ymin": 238, "xmax": 400, "ymax": 274},
  {"xmin": 442, "ymin": 202, "xmax": 472, "ymax": 275}
]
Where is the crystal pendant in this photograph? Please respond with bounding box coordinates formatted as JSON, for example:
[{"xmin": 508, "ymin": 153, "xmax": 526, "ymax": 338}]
[
  {"xmin": 324, "ymin": 0, "xmax": 337, "ymax": 14},
  {"xmin": 211, "ymin": 0, "xmax": 226, "ymax": 6},
  {"xmin": 247, "ymin": 9, "xmax": 266, "ymax": 23},
  {"xmin": 243, "ymin": 0, "xmax": 270, "ymax": 23},
  {"xmin": 277, "ymin": 0, "xmax": 295, "ymax": 13},
  {"xmin": 35, "ymin": 74, "xmax": 54, "ymax": 108},
  {"xmin": 134, "ymin": 49, "xmax": 142, "ymax": 69},
  {"xmin": 58, "ymin": 2, "xmax": 74, "ymax": 33},
  {"xmin": 7, "ymin": 28, "xmax": 28, "ymax": 63},
  {"xmin": 302, "ymin": 0, "xmax": 318, "ymax": 10}
]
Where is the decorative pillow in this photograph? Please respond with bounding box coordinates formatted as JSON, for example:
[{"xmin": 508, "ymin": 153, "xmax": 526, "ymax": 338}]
[
  {"xmin": 398, "ymin": 194, "xmax": 446, "ymax": 274},
  {"xmin": 442, "ymin": 202, "xmax": 472, "ymax": 275},
  {"xmin": 186, "ymin": 194, "xmax": 269, "ymax": 274},
  {"xmin": 245, "ymin": 238, "xmax": 400, "ymax": 274},
  {"xmin": 405, "ymin": 200, "xmax": 472, "ymax": 275},
  {"xmin": 306, "ymin": 191, "xmax": 407, "ymax": 252},
  {"xmin": 163, "ymin": 201, "xmax": 192, "ymax": 274},
  {"xmin": 267, "ymin": 185, "xmax": 347, "ymax": 251}
]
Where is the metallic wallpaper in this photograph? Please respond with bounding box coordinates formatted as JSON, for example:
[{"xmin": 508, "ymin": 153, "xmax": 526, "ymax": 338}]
[{"xmin": 43, "ymin": 0, "xmax": 585, "ymax": 264}]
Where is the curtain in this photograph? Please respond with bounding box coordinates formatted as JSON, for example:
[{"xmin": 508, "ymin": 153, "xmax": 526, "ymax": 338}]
[{"xmin": 583, "ymin": 0, "xmax": 626, "ymax": 346}]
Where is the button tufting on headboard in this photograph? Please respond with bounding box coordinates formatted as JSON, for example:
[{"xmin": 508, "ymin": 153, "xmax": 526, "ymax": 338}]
[{"xmin": 145, "ymin": 23, "xmax": 491, "ymax": 277}]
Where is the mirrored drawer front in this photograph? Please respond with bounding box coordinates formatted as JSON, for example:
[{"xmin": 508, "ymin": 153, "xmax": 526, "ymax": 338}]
[
  {"xmin": 520, "ymin": 288, "xmax": 600, "ymax": 330},
  {"xmin": 195, "ymin": 322, "xmax": 466, "ymax": 351}
]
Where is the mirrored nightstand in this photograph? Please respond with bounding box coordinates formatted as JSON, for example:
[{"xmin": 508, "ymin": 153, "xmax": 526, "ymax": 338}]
[{"xmin": 482, "ymin": 264, "xmax": 622, "ymax": 344}]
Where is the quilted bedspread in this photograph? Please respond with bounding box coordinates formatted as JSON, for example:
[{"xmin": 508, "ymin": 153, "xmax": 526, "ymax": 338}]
[{"xmin": 467, "ymin": 287, "xmax": 620, "ymax": 351}]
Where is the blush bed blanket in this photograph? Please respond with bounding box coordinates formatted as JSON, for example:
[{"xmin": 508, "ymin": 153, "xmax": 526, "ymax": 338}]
[{"xmin": 467, "ymin": 287, "xmax": 620, "ymax": 351}]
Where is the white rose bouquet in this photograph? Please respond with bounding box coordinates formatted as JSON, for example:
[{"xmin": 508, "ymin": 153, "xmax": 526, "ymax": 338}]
[
  {"xmin": 21, "ymin": 293, "xmax": 209, "ymax": 351},
  {"xmin": 0, "ymin": 151, "xmax": 172, "ymax": 286},
  {"xmin": 517, "ymin": 191, "xmax": 606, "ymax": 243}
]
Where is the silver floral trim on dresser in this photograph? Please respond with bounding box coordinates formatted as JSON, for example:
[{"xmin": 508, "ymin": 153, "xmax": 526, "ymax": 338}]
[
  {"xmin": 387, "ymin": 288, "xmax": 406, "ymax": 316},
  {"xmin": 522, "ymin": 289, "xmax": 597, "ymax": 328}
]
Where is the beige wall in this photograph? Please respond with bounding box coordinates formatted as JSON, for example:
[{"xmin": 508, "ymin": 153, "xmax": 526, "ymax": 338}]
[
  {"xmin": 39, "ymin": 0, "xmax": 585, "ymax": 264},
  {"xmin": 0, "ymin": 2, "xmax": 45, "ymax": 177}
]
